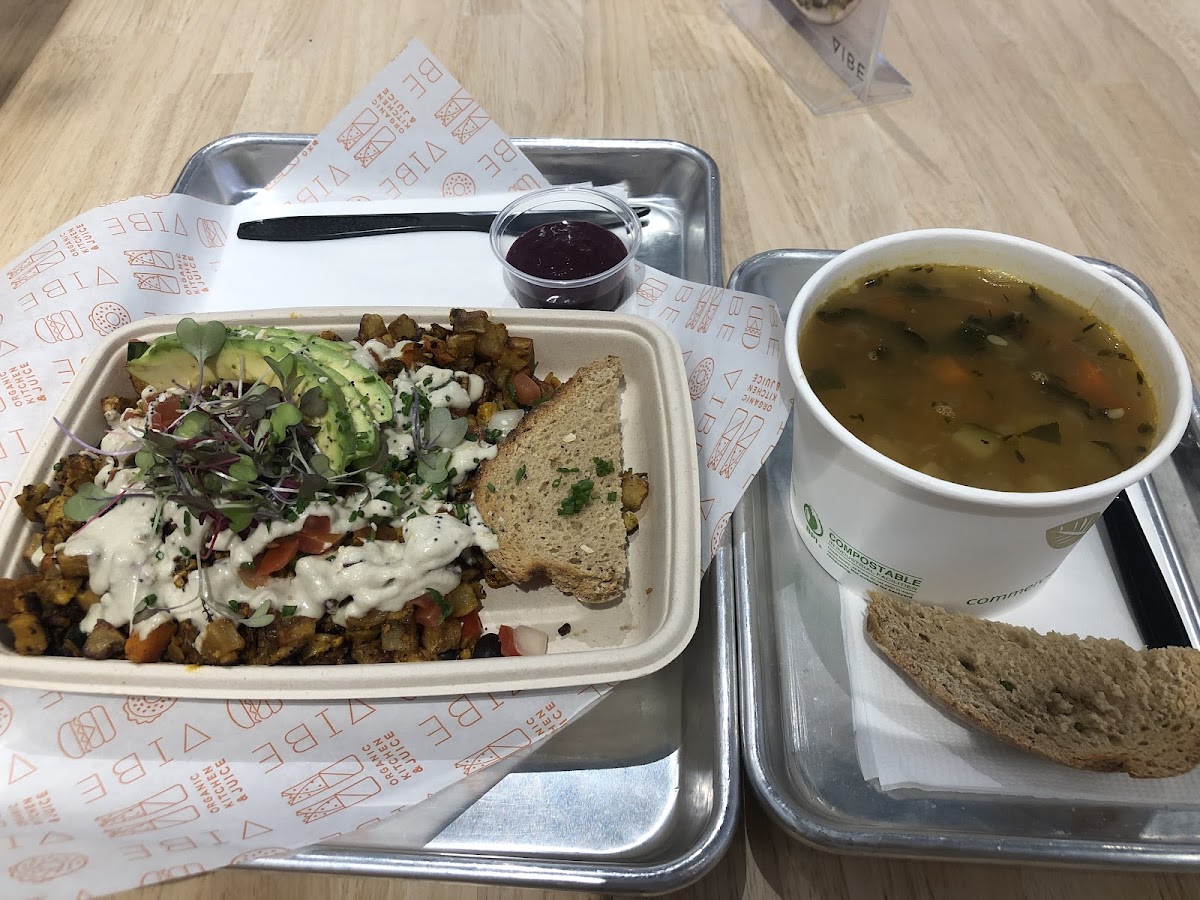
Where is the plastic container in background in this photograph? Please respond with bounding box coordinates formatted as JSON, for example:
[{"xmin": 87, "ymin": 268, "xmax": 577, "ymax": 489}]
[
  {"xmin": 782, "ymin": 229, "xmax": 1193, "ymax": 615},
  {"xmin": 490, "ymin": 187, "xmax": 642, "ymax": 311}
]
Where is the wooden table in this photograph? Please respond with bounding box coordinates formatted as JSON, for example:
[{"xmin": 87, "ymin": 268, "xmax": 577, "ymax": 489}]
[{"xmin": 2, "ymin": 0, "xmax": 1199, "ymax": 897}]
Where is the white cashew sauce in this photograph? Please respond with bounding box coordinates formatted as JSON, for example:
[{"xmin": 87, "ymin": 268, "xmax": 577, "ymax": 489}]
[{"xmin": 63, "ymin": 340, "xmax": 525, "ymax": 644}]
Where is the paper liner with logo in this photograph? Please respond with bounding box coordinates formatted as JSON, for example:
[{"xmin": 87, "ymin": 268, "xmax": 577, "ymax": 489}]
[{"xmin": 0, "ymin": 686, "xmax": 605, "ymax": 899}]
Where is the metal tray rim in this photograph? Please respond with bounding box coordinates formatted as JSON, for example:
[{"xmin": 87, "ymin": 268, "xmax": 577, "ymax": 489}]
[
  {"xmin": 171, "ymin": 132, "xmax": 739, "ymax": 893},
  {"xmin": 731, "ymin": 247, "xmax": 1200, "ymax": 870}
]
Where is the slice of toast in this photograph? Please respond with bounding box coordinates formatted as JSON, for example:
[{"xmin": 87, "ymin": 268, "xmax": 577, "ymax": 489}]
[
  {"xmin": 865, "ymin": 592, "xmax": 1200, "ymax": 778},
  {"xmin": 474, "ymin": 356, "xmax": 628, "ymax": 606}
]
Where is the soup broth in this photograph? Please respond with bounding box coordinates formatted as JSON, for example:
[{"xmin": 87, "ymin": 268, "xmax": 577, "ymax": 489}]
[{"xmin": 798, "ymin": 264, "xmax": 1157, "ymax": 492}]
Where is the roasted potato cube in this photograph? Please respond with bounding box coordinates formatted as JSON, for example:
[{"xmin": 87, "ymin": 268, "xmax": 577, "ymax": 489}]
[
  {"xmin": 56, "ymin": 454, "xmax": 104, "ymax": 490},
  {"xmin": 624, "ymin": 511, "xmax": 640, "ymax": 535},
  {"xmin": 76, "ymin": 590, "xmax": 102, "ymax": 611},
  {"xmin": 35, "ymin": 572, "xmax": 82, "ymax": 607},
  {"xmin": 57, "ymin": 553, "xmax": 91, "ymax": 579},
  {"xmin": 387, "ymin": 314, "xmax": 419, "ymax": 342},
  {"xmin": 8, "ymin": 612, "xmax": 48, "ymax": 656},
  {"xmin": 82, "ymin": 620, "xmax": 125, "ymax": 660},
  {"xmin": 197, "ymin": 618, "xmax": 246, "ymax": 665},
  {"xmin": 15, "ymin": 483, "xmax": 50, "ymax": 523},
  {"xmin": 380, "ymin": 613, "xmax": 419, "ymax": 657},
  {"xmin": 421, "ymin": 618, "xmax": 463, "ymax": 655},
  {"xmin": 0, "ymin": 577, "xmax": 34, "ymax": 619},
  {"xmin": 621, "ymin": 470, "xmax": 650, "ymax": 512},
  {"xmin": 357, "ymin": 313, "xmax": 388, "ymax": 342}
]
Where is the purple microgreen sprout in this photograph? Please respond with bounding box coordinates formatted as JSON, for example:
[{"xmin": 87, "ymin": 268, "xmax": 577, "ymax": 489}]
[{"xmin": 52, "ymin": 417, "xmax": 139, "ymax": 458}]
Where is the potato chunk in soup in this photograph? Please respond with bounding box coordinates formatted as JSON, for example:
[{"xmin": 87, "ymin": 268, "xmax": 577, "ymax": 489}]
[{"xmin": 798, "ymin": 265, "xmax": 1157, "ymax": 492}]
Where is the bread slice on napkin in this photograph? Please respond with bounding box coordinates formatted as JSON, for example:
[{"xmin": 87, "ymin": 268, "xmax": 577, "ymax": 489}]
[
  {"xmin": 865, "ymin": 592, "xmax": 1200, "ymax": 778},
  {"xmin": 475, "ymin": 356, "xmax": 629, "ymax": 606}
]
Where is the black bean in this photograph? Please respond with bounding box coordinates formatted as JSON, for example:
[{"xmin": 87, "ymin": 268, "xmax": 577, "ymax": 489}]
[{"xmin": 472, "ymin": 632, "xmax": 502, "ymax": 658}]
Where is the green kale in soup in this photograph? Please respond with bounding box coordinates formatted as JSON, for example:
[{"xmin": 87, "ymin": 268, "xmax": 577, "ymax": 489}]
[{"xmin": 797, "ymin": 264, "xmax": 1156, "ymax": 492}]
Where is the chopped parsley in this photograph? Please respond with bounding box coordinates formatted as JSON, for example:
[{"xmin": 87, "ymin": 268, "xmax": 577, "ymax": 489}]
[
  {"xmin": 281, "ymin": 605, "xmax": 297, "ymax": 617},
  {"xmin": 486, "ymin": 482, "xmax": 497, "ymax": 493},
  {"xmin": 427, "ymin": 588, "xmax": 453, "ymax": 622},
  {"xmin": 557, "ymin": 478, "xmax": 595, "ymax": 516},
  {"xmin": 515, "ymin": 464, "xmax": 526, "ymax": 484},
  {"xmin": 607, "ymin": 491, "xmax": 618, "ymax": 502},
  {"xmin": 556, "ymin": 466, "xmax": 579, "ymax": 473},
  {"xmin": 142, "ymin": 594, "xmax": 158, "ymax": 606},
  {"xmin": 593, "ymin": 457, "xmax": 615, "ymax": 477}
]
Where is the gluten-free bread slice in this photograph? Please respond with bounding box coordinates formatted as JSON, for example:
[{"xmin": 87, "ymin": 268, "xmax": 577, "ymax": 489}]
[
  {"xmin": 475, "ymin": 356, "xmax": 628, "ymax": 606},
  {"xmin": 865, "ymin": 592, "xmax": 1200, "ymax": 778}
]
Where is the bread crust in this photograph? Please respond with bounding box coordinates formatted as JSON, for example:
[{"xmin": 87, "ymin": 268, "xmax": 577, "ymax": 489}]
[
  {"xmin": 474, "ymin": 356, "xmax": 628, "ymax": 605},
  {"xmin": 865, "ymin": 592, "xmax": 1200, "ymax": 778}
]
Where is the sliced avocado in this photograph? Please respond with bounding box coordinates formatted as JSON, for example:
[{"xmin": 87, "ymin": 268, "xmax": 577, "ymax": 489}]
[
  {"xmin": 127, "ymin": 334, "xmax": 358, "ymax": 473},
  {"xmin": 300, "ymin": 339, "xmax": 394, "ymax": 426},
  {"xmin": 238, "ymin": 327, "xmax": 393, "ymax": 426},
  {"xmin": 228, "ymin": 328, "xmax": 379, "ymax": 466}
]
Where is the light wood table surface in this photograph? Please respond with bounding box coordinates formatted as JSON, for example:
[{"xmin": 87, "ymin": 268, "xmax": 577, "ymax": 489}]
[{"xmin": 2, "ymin": 0, "xmax": 1200, "ymax": 898}]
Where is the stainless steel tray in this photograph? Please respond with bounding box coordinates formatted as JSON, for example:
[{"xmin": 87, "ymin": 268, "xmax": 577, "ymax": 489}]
[
  {"xmin": 172, "ymin": 134, "xmax": 738, "ymax": 892},
  {"xmin": 731, "ymin": 248, "xmax": 1200, "ymax": 869}
]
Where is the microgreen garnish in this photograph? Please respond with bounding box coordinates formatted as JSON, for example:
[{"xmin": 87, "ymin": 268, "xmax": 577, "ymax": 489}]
[
  {"xmin": 175, "ymin": 317, "xmax": 227, "ymax": 387},
  {"xmin": 63, "ymin": 483, "xmax": 118, "ymax": 521},
  {"xmin": 556, "ymin": 478, "xmax": 595, "ymax": 516}
]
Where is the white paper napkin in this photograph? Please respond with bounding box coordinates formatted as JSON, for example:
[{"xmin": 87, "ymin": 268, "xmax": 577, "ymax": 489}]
[{"xmin": 843, "ymin": 525, "xmax": 1200, "ymax": 802}]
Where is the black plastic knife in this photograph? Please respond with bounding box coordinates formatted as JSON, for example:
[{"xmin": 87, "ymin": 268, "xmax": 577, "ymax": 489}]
[{"xmin": 237, "ymin": 205, "xmax": 651, "ymax": 242}]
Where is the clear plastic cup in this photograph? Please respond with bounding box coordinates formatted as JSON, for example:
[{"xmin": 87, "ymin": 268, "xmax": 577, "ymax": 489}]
[{"xmin": 490, "ymin": 187, "xmax": 642, "ymax": 311}]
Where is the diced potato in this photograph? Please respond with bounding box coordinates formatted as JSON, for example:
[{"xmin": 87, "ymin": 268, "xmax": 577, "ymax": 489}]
[
  {"xmin": 15, "ymin": 483, "xmax": 50, "ymax": 523},
  {"xmin": 8, "ymin": 612, "xmax": 48, "ymax": 656},
  {"xmin": 35, "ymin": 572, "xmax": 82, "ymax": 607},
  {"xmin": 198, "ymin": 618, "xmax": 245, "ymax": 665},
  {"xmin": 621, "ymin": 470, "xmax": 650, "ymax": 512},
  {"xmin": 357, "ymin": 313, "xmax": 388, "ymax": 342},
  {"xmin": 949, "ymin": 425, "xmax": 1003, "ymax": 459},
  {"xmin": 57, "ymin": 554, "xmax": 91, "ymax": 579}
]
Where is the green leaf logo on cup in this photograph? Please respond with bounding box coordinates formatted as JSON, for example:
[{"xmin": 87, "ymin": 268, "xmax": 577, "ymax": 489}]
[
  {"xmin": 1045, "ymin": 512, "xmax": 1103, "ymax": 550},
  {"xmin": 782, "ymin": 229, "xmax": 1193, "ymax": 615},
  {"xmin": 803, "ymin": 503, "xmax": 823, "ymax": 540}
]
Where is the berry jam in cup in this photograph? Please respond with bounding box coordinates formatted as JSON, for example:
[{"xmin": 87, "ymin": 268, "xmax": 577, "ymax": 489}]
[{"xmin": 490, "ymin": 187, "xmax": 642, "ymax": 311}]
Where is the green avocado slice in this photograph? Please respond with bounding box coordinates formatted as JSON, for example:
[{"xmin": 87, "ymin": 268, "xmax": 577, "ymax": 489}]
[
  {"xmin": 228, "ymin": 328, "xmax": 380, "ymax": 466},
  {"xmin": 127, "ymin": 333, "xmax": 358, "ymax": 473}
]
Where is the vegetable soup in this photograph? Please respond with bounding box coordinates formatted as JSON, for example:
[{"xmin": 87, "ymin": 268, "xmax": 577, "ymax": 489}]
[{"xmin": 798, "ymin": 264, "xmax": 1157, "ymax": 492}]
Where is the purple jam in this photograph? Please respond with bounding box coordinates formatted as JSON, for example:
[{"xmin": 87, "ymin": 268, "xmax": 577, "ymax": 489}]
[{"xmin": 504, "ymin": 219, "xmax": 631, "ymax": 311}]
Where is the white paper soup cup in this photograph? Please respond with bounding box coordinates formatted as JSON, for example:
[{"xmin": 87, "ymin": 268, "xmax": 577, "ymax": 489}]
[{"xmin": 783, "ymin": 229, "xmax": 1192, "ymax": 614}]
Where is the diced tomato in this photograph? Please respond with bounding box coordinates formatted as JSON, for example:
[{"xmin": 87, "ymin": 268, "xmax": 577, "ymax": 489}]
[
  {"xmin": 411, "ymin": 592, "xmax": 447, "ymax": 628},
  {"xmin": 498, "ymin": 624, "xmax": 520, "ymax": 657},
  {"xmin": 459, "ymin": 611, "xmax": 483, "ymax": 644},
  {"xmin": 255, "ymin": 536, "xmax": 299, "ymax": 576},
  {"xmin": 512, "ymin": 371, "xmax": 542, "ymax": 407},
  {"xmin": 238, "ymin": 566, "xmax": 272, "ymax": 589},
  {"xmin": 414, "ymin": 604, "xmax": 442, "ymax": 628},
  {"xmin": 296, "ymin": 515, "xmax": 343, "ymax": 554},
  {"xmin": 149, "ymin": 395, "xmax": 182, "ymax": 432}
]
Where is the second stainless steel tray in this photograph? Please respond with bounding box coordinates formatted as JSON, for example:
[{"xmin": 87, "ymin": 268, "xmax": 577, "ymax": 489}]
[
  {"xmin": 732, "ymin": 248, "xmax": 1200, "ymax": 869},
  {"xmin": 171, "ymin": 134, "xmax": 738, "ymax": 892}
]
